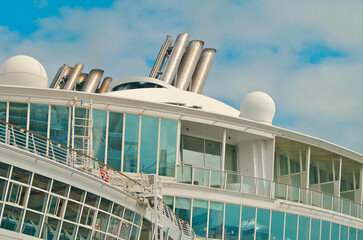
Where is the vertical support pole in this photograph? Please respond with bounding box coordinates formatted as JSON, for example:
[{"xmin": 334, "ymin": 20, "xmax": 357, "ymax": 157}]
[
  {"xmin": 175, "ymin": 119, "xmax": 181, "ymax": 179},
  {"xmin": 221, "ymin": 129, "xmax": 226, "ymax": 171},
  {"xmin": 104, "ymin": 111, "xmax": 109, "ymax": 165},
  {"xmin": 26, "ymin": 102, "xmax": 30, "ymax": 148},
  {"xmin": 156, "ymin": 118, "xmax": 161, "ymax": 175},
  {"xmin": 137, "ymin": 115, "xmax": 141, "ymax": 173},
  {"xmin": 46, "ymin": 105, "xmax": 51, "ymax": 156},
  {"xmin": 360, "ymin": 165, "xmax": 363, "ymax": 204},
  {"xmin": 306, "ymin": 146, "xmax": 311, "ymax": 188},
  {"xmin": 121, "ymin": 113, "xmax": 126, "ymax": 172},
  {"xmin": 338, "ymin": 157, "xmax": 342, "ymax": 197}
]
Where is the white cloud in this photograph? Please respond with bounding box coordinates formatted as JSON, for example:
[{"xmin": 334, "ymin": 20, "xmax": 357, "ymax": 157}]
[{"xmin": 1, "ymin": 0, "xmax": 363, "ymax": 152}]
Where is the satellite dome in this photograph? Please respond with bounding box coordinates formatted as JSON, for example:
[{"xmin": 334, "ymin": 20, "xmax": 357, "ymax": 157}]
[
  {"xmin": 0, "ymin": 55, "xmax": 48, "ymax": 88},
  {"xmin": 240, "ymin": 91, "xmax": 276, "ymax": 125}
]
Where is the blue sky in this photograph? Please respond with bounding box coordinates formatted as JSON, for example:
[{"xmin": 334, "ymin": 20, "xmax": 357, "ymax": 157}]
[{"xmin": 2, "ymin": 0, "xmax": 363, "ymax": 154}]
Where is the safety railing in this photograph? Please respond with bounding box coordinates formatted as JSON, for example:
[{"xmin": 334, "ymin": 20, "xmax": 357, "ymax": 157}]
[
  {"xmin": 177, "ymin": 164, "xmax": 363, "ymax": 220},
  {"xmin": 0, "ymin": 120, "xmax": 195, "ymax": 237}
]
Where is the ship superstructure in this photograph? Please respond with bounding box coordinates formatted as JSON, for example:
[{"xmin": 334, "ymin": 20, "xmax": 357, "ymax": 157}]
[{"xmin": 0, "ymin": 33, "xmax": 362, "ymax": 240}]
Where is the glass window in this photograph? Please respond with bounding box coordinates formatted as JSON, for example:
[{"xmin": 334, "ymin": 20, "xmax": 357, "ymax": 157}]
[
  {"xmin": 349, "ymin": 227, "xmax": 357, "ymax": 240},
  {"xmin": 192, "ymin": 199, "xmax": 208, "ymax": 238},
  {"xmin": 22, "ymin": 210, "xmax": 42, "ymax": 237},
  {"xmin": 163, "ymin": 196, "xmax": 174, "ymax": 211},
  {"xmin": 289, "ymin": 150, "xmax": 301, "ymax": 174},
  {"xmin": 47, "ymin": 195, "xmax": 65, "ymax": 217},
  {"xmin": 0, "ymin": 102, "xmax": 7, "ymax": 142},
  {"xmin": 119, "ymin": 221, "xmax": 132, "ymax": 239},
  {"xmin": 270, "ymin": 211, "xmax": 284, "ymax": 240},
  {"xmin": 69, "ymin": 186, "xmax": 85, "ymax": 202},
  {"xmin": 340, "ymin": 225, "xmax": 348, "ymax": 240},
  {"xmin": 11, "ymin": 166, "xmax": 31, "ymax": 184},
  {"xmin": 80, "ymin": 206, "xmax": 95, "ymax": 226},
  {"xmin": 0, "ymin": 179, "xmax": 6, "ymax": 201},
  {"xmin": 359, "ymin": 230, "xmax": 363, "ymax": 240},
  {"xmin": 321, "ymin": 220, "xmax": 330, "ymax": 240},
  {"xmin": 159, "ymin": 119, "xmax": 177, "ymax": 177},
  {"xmin": 50, "ymin": 105, "xmax": 69, "ymax": 146},
  {"xmin": 225, "ymin": 144, "xmax": 237, "ymax": 172},
  {"xmin": 310, "ymin": 218, "xmax": 320, "ymax": 240},
  {"xmin": 27, "ymin": 189, "xmax": 48, "ymax": 212},
  {"xmin": 285, "ymin": 213, "xmax": 297, "ymax": 240},
  {"xmin": 310, "ymin": 162, "xmax": 318, "ymax": 185},
  {"xmin": 7, "ymin": 182, "xmax": 27, "ymax": 205},
  {"xmin": 64, "ymin": 200, "xmax": 81, "ymax": 222},
  {"xmin": 241, "ymin": 206, "xmax": 255, "ymax": 240},
  {"xmin": 205, "ymin": 140, "xmax": 221, "ymax": 169},
  {"xmin": 123, "ymin": 114, "xmax": 139, "ymax": 173},
  {"xmin": 99, "ymin": 198, "xmax": 113, "ymax": 212},
  {"xmin": 59, "ymin": 221, "xmax": 76, "ymax": 240},
  {"xmin": 175, "ymin": 197, "xmax": 191, "ymax": 223},
  {"xmin": 0, "ymin": 162, "xmax": 10, "ymax": 177},
  {"xmin": 208, "ymin": 201, "xmax": 224, "ymax": 239},
  {"xmin": 42, "ymin": 216, "xmax": 60, "ymax": 240},
  {"xmin": 51, "ymin": 180, "xmax": 68, "ymax": 196},
  {"xmin": 85, "ymin": 192, "xmax": 99, "ymax": 207},
  {"xmin": 256, "ymin": 208, "xmax": 270, "ymax": 240},
  {"xmin": 108, "ymin": 216, "xmax": 121, "ymax": 236},
  {"xmin": 140, "ymin": 218, "xmax": 152, "ymax": 240},
  {"xmin": 124, "ymin": 208, "xmax": 135, "ymax": 222},
  {"xmin": 298, "ymin": 216, "xmax": 310, "ymax": 240},
  {"xmin": 107, "ymin": 112, "xmax": 123, "ymax": 171},
  {"xmin": 93, "ymin": 110, "xmax": 107, "ymax": 163},
  {"xmin": 32, "ymin": 174, "xmax": 51, "ymax": 190},
  {"xmin": 130, "ymin": 225, "xmax": 140, "ymax": 240},
  {"xmin": 182, "ymin": 135, "xmax": 204, "ymax": 166},
  {"xmin": 139, "ymin": 116, "xmax": 158, "ymax": 174},
  {"xmin": 112, "ymin": 203, "xmax": 124, "ymax": 218},
  {"xmin": 134, "ymin": 214, "xmax": 142, "ymax": 226},
  {"xmin": 29, "ymin": 104, "xmax": 48, "ymax": 137},
  {"xmin": 1, "ymin": 204, "xmax": 23, "ymax": 232},
  {"xmin": 77, "ymin": 226, "xmax": 92, "ymax": 240},
  {"xmin": 331, "ymin": 223, "xmax": 340, "ymax": 240},
  {"xmin": 279, "ymin": 153, "xmax": 288, "ymax": 175},
  {"xmin": 9, "ymin": 102, "xmax": 27, "ymax": 129},
  {"xmin": 319, "ymin": 160, "xmax": 334, "ymax": 183},
  {"xmin": 224, "ymin": 203, "xmax": 240, "ymax": 240},
  {"xmin": 96, "ymin": 211, "xmax": 110, "ymax": 232}
]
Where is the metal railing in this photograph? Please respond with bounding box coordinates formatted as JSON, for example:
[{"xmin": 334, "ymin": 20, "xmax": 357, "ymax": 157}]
[
  {"xmin": 177, "ymin": 164, "xmax": 363, "ymax": 220},
  {"xmin": 0, "ymin": 120, "xmax": 195, "ymax": 237}
]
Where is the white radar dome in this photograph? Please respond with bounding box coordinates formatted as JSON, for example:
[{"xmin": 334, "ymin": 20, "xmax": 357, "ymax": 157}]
[
  {"xmin": 240, "ymin": 91, "xmax": 276, "ymax": 125},
  {"xmin": 0, "ymin": 55, "xmax": 48, "ymax": 88}
]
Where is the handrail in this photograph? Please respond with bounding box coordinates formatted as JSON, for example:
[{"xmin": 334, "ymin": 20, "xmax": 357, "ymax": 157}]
[
  {"xmin": 0, "ymin": 120, "xmax": 195, "ymax": 237},
  {"xmin": 177, "ymin": 164, "xmax": 363, "ymax": 220}
]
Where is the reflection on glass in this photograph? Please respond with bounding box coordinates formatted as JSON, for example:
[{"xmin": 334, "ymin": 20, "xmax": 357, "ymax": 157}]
[
  {"xmin": 182, "ymin": 135, "xmax": 204, "ymax": 166},
  {"xmin": 241, "ymin": 206, "xmax": 255, "ymax": 240},
  {"xmin": 331, "ymin": 223, "xmax": 340, "ymax": 240},
  {"xmin": 59, "ymin": 221, "xmax": 76, "ymax": 240},
  {"xmin": 107, "ymin": 112, "xmax": 123, "ymax": 171},
  {"xmin": 175, "ymin": 197, "xmax": 191, "ymax": 223},
  {"xmin": 93, "ymin": 110, "xmax": 107, "ymax": 163},
  {"xmin": 256, "ymin": 208, "xmax": 270, "ymax": 240},
  {"xmin": 310, "ymin": 218, "xmax": 320, "ymax": 240},
  {"xmin": 208, "ymin": 201, "xmax": 223, "ymax": 239},
  {"xmin": 194, "ymin": 167, "xmax": 209, "ymax": 186},
  {"xmin": 192, "ymin": 199, "xmax": 208, "ymax": 238},
  {"xmin": 270, "ymin": 211, "xmax": 284, "ymax": 240},
  {"xmin": 205, "ymin": 139, "xmax": 221, "ymax": 169},
  {"xmin": 42, "ymin": 216, "xmax": 60, "ymax": 240},
  {"xmin": 123, "ymin": 114, "xmax": 139, "ymax": 173},
  {"xmin": 50, "ymin": 105, "xmax": 69, "ymax": 146},
  {"xmin": 285, "ymin": 213, "xmax": 297, "ymax": 240},
  {"xmin": 96, "ymin": 211, "xmax": 109, "ymax": 232},
  {"xmin": 22, "ymin": 210, "xmax": 42, "ymax": 237},
  {"xmin": 298, "ymin": 216, "xmax": 310, "ymax": 240},
  {"xmin": 0, "ymin": 102, "xmax": 6, "ymax": 122},
  {"xmin": 1, "ymin": 204, "xmax": 23, "ymax": 232},
  {"xmin": 224, "ymin": 203, "xmax": 240, "ymax": 240},
  {"xmin": 210, "ymin": 170, "xmax": 224, "ymax": 188},
  {"xmin": 140, "ymin": 116, "xmax": 158, "ymax": 174},
  {"xmin": 29, "ymin": 104, "xmax": 48, "ymax": 137},
  {"xmin": 177, "ymin": 165, "xmax": 192, "ymax": 183},
  {"xmin": 159, "ymin": 119, "xmax": 177, "ymax": 177}
]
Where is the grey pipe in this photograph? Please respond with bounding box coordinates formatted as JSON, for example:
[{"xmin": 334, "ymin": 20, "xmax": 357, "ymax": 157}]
[
  {"xmin": 98, "ymin": 77, "xmax": 113, "ymax": 93},
  {"xmin": 191, "ymin": 48, "xmax": 216, "ymax": 94},
  {"xmin": 63, "ymin": 63, "xmax": 84, "ymax": 90},
  {"xmin": 176, "ymin": 40, "xmax": 204, "ymax": 90},
  {"xmin": 160, "ymin": 33, "xmax": 190, "ymax": 85},
  {"xmin": 81, "ymin": 69, "xmax": 104, "ymax": 93}
]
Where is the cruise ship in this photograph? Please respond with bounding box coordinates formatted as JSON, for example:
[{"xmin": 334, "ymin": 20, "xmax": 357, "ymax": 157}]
[{"xmin": 0, "ymin": 33, "xmax": 362, "ymax": 240}]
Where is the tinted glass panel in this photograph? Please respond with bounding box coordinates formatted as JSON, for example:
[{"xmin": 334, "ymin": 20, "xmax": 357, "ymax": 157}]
[
  {"xmin": 139, "ymin": 116, "xmax": 158, "ymax": 174},
  {"xmin": 241, "ymin": 206, "xmax": 255, "ymax": 240},
  {"xmin": 208, "ymin": 201, "xmax": 223, "ymax": 239},
  {"xmin": 29, "ymin": 104, "xmax": 48, "ymax": 137},
  {"xmin": 64, "ymin": 201, "xmax": 81, "ymax": 222},
  {"xmin": 310, "ymin": 218, "xmax": 320, "ymax": 240},
  {"xmin": 1, "ymin": 204, "xmax": 23, "ymax": 232},
  {"xmin": 256, "ymin": 208, "xmax": 270, "ymax": 240},
  {"xmin": 182, "ymin": 135, "xmax": 204, "ymax": 166},
  {"xmin": 93, "ymin": 110, "xmax": 107, "ymax": 163},
  {"xmin": 85, "ymin": 192, "xmax": 99, "ymax": 207},
  {"xmin": 0, "ymin": 102, "xmax": 7, "ymax": 142},
  {"xmin": 205, "ymin": 139, "xmax": 221, "ymax": 169},
  {"xmin": 27, "ymin": 189, "xmax": 47, "ymax": 212},
  {"xmin": 270, "ymin": 211, "xmax": 284, "ymax": 240},
  {"xmin": 285, "ymin": 213, "xmax": 297, "ymax": 240},
  {"xmin": 0, "ymin": 162, "xmax": 10, "ymax": 177},
  {"xmin": 42, "ymin": 216, "xmax": 60, "ymax": 240},
  {"xmin": 50, "ymin": 105, "xmax": 69, "ymax": 146},
  {"xmin": 11, "ymin": 166, "xmax": 31, "ymax": 184},
  {"xmin": 69, "ymin": 186, "xmax": 85, "ymax": 202},
  {"xmin": 175, "ymin": 197, "xmax": 191, "ymax": 223},
  {"xmin": 9, "ymin": 102, "xmax": 27, "ymax": 129},
  {"xmin": 298, "ymin": 216, "xmax": 310, "ymax": 240},
  {"xmin": 159, "ymin": 119, "xmax": 177, "ymax": 177},
  {"xmin": 60, "ymin": 221, "xmax": 76, "ymax": 240},
  {"xmin": 349, "ymin": 227, "xmax": 357, "ymax": 240},
  {"xmin": 99, "ymin": 198, "xmax": 112, "ymax": 212},
  {"xmin": 32, "ymin": 174, "xmax": 51, "ymax": 190},
  {"xmin": 331, "ymin": 223, "xmax": 340, "ymax": 240},
  {"xmin": 107, "ymin": 112, "xmax": 123, "ymax": 171},
  {"xmin": 123, "ymin": 114, "xmax": 139, "ymax": 173},
  {"xmin": 22, "ymin": 210, "xmax": 42, "ymax": 237},
  {"xmin": 340, "ymin": 225, "xmax": 348, "ymax": 240},
  {"xmin": 224, "ymin": 203, "xmax": 240, "ymax": 240},
  {"xmin": 51, "ymin": 180, "xmax": 68, "ymax": 196}
]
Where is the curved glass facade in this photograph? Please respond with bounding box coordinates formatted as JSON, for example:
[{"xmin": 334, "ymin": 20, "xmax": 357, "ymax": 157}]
[
  {"xmin": 0, "ymin": 162, "xmax": 143, "ymax": 239},
  {"xmin": 164, "ymin": 195, "xmax": 363, "ymax": 240}
]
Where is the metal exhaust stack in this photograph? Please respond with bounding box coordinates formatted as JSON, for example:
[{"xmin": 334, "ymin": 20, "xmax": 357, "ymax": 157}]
[
  {"xmin": 75, "ymin": 73, "xmax": 88, "ymax": 91},
  {"xmin": 191, "ymin": 48, "xmax": 216, "ymax": 94},
  {"xmin": 63, "ymin": 63, "xmax": 84, "ymax": 90},
  {"xmin": 49, "ymin": 65, "xmax": 73, "ymax": 89},
  {"xmin": 160, "ymin": 33, "xmax": 190, "ymax": 85},
  {"xmin": 98, "ymin": 77, "xmax": 113, "ymax": 93},
  {"xmin": 149, "ymin": 35, "xmax": 173, "ymax": 79},
  {"xmin": 176, "ymin": 40, "xmax": 204, "ymax": 90},
  {"xmin": 81, "ymin": 69, "xmax": 104, "ymax": 93}
]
